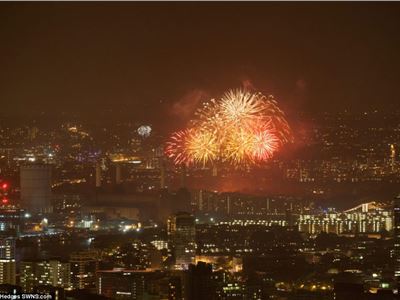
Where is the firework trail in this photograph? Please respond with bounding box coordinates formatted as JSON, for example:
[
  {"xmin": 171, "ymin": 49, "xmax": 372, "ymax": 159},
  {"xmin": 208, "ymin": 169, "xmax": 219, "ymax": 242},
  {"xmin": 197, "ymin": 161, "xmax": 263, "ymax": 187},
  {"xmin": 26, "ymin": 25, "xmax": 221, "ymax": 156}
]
[
  {"xmin": 186, "ymin": 129, "xmax": 219, "ymax": 166},
  {"xmin": 165, "ymin": 129, "xmax": 193, "ymax": 165},
  {"xmin": 166, "ymin": 89, "xmax": 291, "ymax": 167}
]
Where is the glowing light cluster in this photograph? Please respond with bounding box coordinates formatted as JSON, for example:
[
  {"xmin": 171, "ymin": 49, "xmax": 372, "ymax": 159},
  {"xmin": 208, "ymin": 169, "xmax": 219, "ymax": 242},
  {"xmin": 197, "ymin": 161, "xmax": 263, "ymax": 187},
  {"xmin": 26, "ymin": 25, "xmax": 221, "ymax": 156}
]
[
  {"xmin": 166, "ymin": 89, "xmax": 292, "ymax": 167},
  {"xmin": 137, "ymin": 125, "xmax": 152, "ymax": 137}
]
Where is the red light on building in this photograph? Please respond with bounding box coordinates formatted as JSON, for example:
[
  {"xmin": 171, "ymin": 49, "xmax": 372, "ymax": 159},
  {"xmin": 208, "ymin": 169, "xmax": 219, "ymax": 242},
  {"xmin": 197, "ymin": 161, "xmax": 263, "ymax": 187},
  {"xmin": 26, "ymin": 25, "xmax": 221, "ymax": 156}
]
[
  {"xmin": 2, "ymin": 198, "xmax": 8, "ymax": 204},
  {"xmin": 2, "ymin": 183, "xmax": 8, "ymax": 190}
]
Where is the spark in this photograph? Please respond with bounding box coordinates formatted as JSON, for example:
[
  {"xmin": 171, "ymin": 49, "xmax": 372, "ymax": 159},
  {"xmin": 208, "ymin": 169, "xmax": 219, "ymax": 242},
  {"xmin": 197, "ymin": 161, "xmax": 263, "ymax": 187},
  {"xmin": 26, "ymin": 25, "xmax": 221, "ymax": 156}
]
[{"xmin": 166, "ymin": 88, "xmax": 291, "ymax": 167}]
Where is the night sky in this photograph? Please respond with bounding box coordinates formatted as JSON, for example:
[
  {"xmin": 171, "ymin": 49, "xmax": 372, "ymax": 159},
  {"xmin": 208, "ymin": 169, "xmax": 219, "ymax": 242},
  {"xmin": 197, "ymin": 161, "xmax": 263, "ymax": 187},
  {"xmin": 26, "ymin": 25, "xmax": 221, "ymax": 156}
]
[{"xmin": 1, "ymin": 2, "xmax": 399, "ymax": 128}]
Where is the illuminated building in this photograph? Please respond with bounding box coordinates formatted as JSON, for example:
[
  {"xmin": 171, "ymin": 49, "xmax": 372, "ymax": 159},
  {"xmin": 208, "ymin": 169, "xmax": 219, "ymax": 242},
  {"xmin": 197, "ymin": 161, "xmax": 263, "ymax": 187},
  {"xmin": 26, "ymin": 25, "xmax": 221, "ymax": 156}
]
[
  {"xmin": 20, "ymin": 163, "xmax": 52, "ymax": 214},
  {"xmin": 70, "ymin": 251, "xmax": 99, "ymax": 290},
  {"xmin": 151, "ymin": 240, "xmax": 168, "ymax": 251},
  {"xmin": 394, "ymin": 195, "xmax": 400, "ymax": 280},
  {"xmin": 20, "ymin": 259, "xmax": 70, "ymax": 292},
  {"xmin": 0, "ymin": 238, "xmax": 15, "ymax": 285},
  {"xmin": 220, "ymin": 282, "xmax": 244, "ymax": 299},
  {"xmin": 298, "ymin": 202, "xmax": 393, "ymax": 235},
  {"xmin": 192, "ymin": 190, "xmax": 217, "ymax": 213},
  {"xmin": 96, "ymin": 269, "xmax": 153, "ymax": 299},
  {"xmin": 0, "ymin": 206, "xmax": 23, "ymax": 237},
  {"xmin": 167, "ymin": 212, "xmax": 196, "ymax": 270}
]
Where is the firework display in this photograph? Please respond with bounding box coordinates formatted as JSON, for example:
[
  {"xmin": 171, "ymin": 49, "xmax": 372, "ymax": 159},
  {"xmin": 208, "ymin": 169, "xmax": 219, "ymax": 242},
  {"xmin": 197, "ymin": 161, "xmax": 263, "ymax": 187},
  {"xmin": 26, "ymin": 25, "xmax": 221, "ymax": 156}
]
[
  {"xmin": 166, "ymin": 89, "xmax": 291, "ymax": 167},
  {"xmin": 137, "ymin": 125, "xmax": 152, "ymax": 137}
]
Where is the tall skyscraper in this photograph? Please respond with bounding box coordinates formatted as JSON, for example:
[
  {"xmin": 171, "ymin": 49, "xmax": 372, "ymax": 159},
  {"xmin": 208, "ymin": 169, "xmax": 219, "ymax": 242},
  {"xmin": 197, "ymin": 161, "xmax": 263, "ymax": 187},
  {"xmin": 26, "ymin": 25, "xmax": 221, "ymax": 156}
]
[
  {"xmin": 70, "ymin": 251, "xmax": 98, "ymax": 290},
  {"xmin": 0, "ymin": 205, "xmax": 23, "ymax": 237},
  {"xmin": 20, "ymin": 259, "xmax": 71, "ymax": 292},
  {"xmin": 20, "ymin": 163, "xmax": 52, "ymax": 214},
  {"xmin": 394, "ymin": 195, "xmax": 400, "ymax": 279},
  {"xmin": 167, "ymin": 212, "xmax": 196, "ymax": 270},
  {"xmin": 0, "ymin": 238, "xmax": 16, "ymax": 285}
]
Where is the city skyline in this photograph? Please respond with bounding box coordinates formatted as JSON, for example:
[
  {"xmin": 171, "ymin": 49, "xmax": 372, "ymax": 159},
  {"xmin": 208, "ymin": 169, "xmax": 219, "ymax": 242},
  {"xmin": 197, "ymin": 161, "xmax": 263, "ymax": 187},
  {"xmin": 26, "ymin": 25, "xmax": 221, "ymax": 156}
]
[{"xmin": 1, "ymin": 1, "xmax": 400, "ymax": 299}]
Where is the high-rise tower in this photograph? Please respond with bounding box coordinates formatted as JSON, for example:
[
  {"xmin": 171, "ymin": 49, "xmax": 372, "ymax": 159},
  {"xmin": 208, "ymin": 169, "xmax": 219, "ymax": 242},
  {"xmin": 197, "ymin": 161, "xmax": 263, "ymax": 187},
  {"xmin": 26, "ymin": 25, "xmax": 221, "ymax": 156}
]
[
  {"xmin": 168, "ymin": 212, "xmax": 196, "ymax": 270},
  {"xmin": 0, "ymin": 238, "xmax": 16, "ymax": 285}
]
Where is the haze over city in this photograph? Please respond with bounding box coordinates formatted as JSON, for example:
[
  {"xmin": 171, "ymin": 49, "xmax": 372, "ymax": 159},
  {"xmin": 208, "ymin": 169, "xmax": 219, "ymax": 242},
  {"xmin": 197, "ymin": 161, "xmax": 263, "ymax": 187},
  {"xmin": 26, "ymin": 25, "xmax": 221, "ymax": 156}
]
[{"xmin": 0, "ymin": 2, "xmax": 400, "ymax": 300}]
